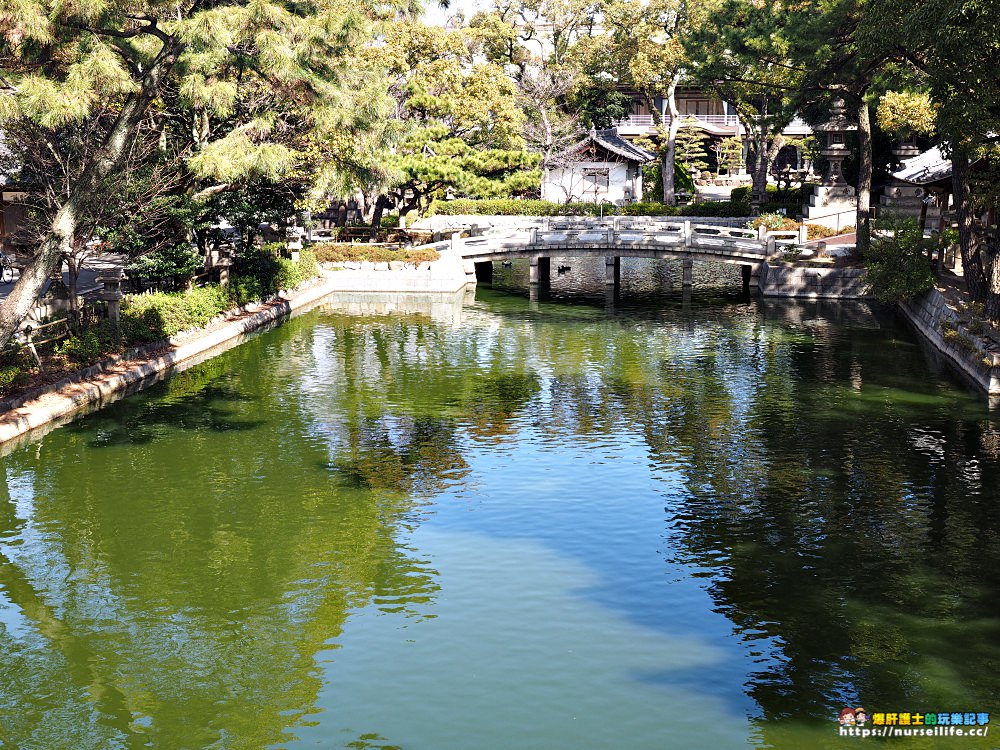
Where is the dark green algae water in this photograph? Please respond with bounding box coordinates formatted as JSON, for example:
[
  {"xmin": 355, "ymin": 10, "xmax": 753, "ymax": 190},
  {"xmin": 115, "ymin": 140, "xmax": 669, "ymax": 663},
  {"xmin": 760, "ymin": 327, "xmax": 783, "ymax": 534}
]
[{"xmin": 0, "ymin": 277, "xmax": 998, "ymax": 749}]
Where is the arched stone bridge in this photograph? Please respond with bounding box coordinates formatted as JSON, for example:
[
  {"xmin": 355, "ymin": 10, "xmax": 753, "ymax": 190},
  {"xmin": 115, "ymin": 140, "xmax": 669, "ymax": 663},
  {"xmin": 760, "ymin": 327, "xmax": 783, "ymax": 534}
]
[{"xmin": 442, "ymin": 218, "xmax": 802, "ymax": 288}]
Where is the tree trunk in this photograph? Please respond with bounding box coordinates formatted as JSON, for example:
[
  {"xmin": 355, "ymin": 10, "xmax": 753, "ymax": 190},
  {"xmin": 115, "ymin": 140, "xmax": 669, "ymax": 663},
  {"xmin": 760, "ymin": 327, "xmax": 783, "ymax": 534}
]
[
  {"xmin": 855, "ymin": 98, "xmax": 873, "ymax": 255},
  {"xmin": 0, "ymin": 41, "xmax": 180, "ymax": 349},
  {"xmin": 952, "ymin": 150, "xmax": 988, "ymax": 302},
  {"xmin": 750, "ymin": 134, "xmax": 769, "ymax": 211},
  {"xmin": 67, "ymin": 254, "xmax": 80, "ymax": 313},
  {"xmin": 661, "ymin": 78, "xmax": 681, "ymax": 206},
  {"xmin": 986, "ymin": 233, "xmax": 1000, "ymax": 321},
  {"xmin": 369, "ymin": 195, "xmax": 390, "ymax": 242}
]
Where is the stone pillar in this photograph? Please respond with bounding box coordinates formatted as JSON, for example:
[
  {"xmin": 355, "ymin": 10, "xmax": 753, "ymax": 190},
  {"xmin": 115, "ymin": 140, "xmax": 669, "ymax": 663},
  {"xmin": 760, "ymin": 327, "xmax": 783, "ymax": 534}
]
[
  {"xmin": 605, "ymin": 256, "xmax": 620, "ymax": 286},
  {"xmin": 682, "ymin": 258, "xmax": 694, "ymax": 287},
  {"xmin": 529, "ymin": 256, "xmax": 550, "ymax": 288},
  {"xmin": 463, "ymin": 260, "xmax": 477, "ymax": 284}
]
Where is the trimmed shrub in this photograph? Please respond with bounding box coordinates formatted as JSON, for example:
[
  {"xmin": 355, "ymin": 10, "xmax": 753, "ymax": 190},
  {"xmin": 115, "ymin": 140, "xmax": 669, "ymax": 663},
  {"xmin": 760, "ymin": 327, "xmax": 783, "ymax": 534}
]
[
  {"xmin": 428, "ymin": 198, "xmax": 751, "ymax": 218},
  {"xmin": 229, "ymin": 245, "xmax": 321, "ymax": 303},
  {"xmin": 296, "ymin": 248, "xmax": 320, "ymax": 280},
  {"xmin": 312, "ymin": 245, "xmax": 440, "ymax": 264},
  {"xmin": 123, "ymin": 285, "xmax": 231, "ymax": 338},
  {"xmin": 750, "ymin": 213, "xmax": 798, "ymax": 231}
]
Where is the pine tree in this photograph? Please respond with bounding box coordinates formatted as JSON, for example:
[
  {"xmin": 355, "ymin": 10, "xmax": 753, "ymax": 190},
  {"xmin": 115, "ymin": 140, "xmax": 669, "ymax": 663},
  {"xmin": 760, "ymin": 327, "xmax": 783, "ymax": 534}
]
[
  {"xmin": 0, "ymin": 0, "xmax": 392, "ymax": 347},
  {"xmin": 675, "ymin": 119, "xmax": 709, "ymax": 176}
]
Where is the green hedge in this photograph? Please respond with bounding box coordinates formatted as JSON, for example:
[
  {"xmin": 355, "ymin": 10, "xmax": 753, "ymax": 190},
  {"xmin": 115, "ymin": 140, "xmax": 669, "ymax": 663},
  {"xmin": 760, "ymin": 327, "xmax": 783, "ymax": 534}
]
[
  {"xmin": 429, "ymin": 198, "xmax": 751, "ymax": 218},
  {"xmin": 122, "ymin": 249, "xmax": 322, "ymax": 339},
  {"xmin": 123, "ymin": 284, "xmax": 231, "ymax": 339}
]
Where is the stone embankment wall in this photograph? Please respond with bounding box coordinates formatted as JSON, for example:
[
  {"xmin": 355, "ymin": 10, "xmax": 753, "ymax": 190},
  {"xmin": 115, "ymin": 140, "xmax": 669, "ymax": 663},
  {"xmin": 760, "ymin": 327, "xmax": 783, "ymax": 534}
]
[
  {"xmin": 899, "ymin": 288, "xmax": 1000, "ymax": 395},
  {"xmin": 758, "ymin": 262, "xmax": 870, "ymax": 299},
  {"xmin": 323, "ymin": 250, "xmax": 468, "ymax": 293}
]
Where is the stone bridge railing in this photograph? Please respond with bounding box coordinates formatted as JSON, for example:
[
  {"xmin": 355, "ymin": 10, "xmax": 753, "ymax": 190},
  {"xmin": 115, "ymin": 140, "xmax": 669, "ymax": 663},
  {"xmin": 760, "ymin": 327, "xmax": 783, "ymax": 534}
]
[{"xmin": 526, "ymin": 222, "xmax": 769, "ymax": 256}]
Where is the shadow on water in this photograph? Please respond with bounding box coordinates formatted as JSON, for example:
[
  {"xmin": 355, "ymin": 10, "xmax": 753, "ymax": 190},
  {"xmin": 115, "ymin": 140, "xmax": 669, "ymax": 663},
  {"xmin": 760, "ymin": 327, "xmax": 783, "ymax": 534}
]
[{"xmin": 71, "ymin": 381, "xmax": 264, "ymax": 448}]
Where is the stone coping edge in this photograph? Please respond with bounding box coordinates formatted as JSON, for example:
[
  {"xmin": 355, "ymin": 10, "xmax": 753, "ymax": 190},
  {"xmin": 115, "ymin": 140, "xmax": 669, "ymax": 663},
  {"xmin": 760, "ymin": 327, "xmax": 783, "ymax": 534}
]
[{"xmin": 0, "ymin": 275, "xmax": 345, "ymax": 449}]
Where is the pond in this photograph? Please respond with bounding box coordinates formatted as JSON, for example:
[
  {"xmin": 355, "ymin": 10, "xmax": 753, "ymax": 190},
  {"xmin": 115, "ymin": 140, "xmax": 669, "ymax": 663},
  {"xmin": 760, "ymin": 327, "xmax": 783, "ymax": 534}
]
[{"xmin": 0, "ymin": 274, "xmax": 997, "ymax": 749}]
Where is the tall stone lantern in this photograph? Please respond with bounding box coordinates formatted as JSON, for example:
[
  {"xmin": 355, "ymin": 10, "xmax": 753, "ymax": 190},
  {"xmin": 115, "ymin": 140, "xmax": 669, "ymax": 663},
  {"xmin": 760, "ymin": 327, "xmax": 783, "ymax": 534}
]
[{"xmin": 801, "ymin": 98, "xmax": 859, "ymax": 230}]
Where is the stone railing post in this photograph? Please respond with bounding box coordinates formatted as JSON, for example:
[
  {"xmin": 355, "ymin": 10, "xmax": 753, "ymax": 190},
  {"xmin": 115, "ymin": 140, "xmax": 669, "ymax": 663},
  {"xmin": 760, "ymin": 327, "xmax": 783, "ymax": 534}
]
[
  {"xmin": 798, "ymin": 224, "xmax": 809, "ymax": 245},
  {"xmin": 683, "ymin": 221, "xmax": 692, "ymax": 247}
]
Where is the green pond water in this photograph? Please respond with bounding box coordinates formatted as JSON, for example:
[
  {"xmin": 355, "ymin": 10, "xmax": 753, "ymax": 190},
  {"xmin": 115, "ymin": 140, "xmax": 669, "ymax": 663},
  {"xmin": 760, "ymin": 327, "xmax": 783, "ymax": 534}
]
[{"xmin": 1, "ymin": 277, "xmax": 998, "ymax": 749}]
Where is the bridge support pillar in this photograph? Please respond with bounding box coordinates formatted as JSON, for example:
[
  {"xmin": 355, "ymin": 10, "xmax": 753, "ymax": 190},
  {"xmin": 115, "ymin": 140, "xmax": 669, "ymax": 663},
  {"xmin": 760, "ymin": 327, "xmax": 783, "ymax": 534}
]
[
  {"xmin": 530, "ymin": 255, "xmax": 550, "ymax": 289},
  {"xmin": 463, "ymin": 259, "xmax": 478, "ymax": 284},
  {"xmin": 742, "ymin": 262, "xmax": 762, "ymax": 288},
  {"xmin": 475, "ymin": 261, "xmax": 493, "ymax": 283},
  {"xmin": 605, "ymin": 256, "xmax": 620, "ymax": 286},
  {"xmin": 682, "ymin": 258, "xmax": 694, "ymax": 287}
]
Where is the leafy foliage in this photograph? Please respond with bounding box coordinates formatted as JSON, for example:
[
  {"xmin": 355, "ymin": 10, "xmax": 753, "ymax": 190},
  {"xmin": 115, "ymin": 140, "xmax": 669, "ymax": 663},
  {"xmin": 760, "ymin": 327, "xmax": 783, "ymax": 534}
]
[
  {"xmin": 126, "ymin": 244, "xmax": 204, "ymax": 285},
  {"xmin": 863, "ymin": 219, "xmax": 935, "ymax": 302},
  {"xmin": 876, "ymin": 91, "xmax": 938, "ymax": 138}
]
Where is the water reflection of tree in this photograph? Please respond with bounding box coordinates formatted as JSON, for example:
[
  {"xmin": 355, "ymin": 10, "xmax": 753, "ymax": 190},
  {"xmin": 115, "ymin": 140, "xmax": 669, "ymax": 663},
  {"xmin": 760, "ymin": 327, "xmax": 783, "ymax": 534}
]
[
  {"xmin": 0, "ymin": 327, "xmax": 441, "ymax": 749},
  {"xmin": 2, "ymin": 299, "xmax": 998, "ymax": 747},
  {"xmin": 659, "ymin": 319, "xmax": 1000, "ymax": 736}
]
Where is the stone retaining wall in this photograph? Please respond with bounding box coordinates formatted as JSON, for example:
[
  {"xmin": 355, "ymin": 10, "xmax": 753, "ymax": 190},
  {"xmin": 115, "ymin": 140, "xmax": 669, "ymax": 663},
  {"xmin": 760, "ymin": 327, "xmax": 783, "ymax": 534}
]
[
  {"xmin": 324, "ymin": 250, "xmax": 469, "ymax": 292},
  {"xmin": 899, "ymin": 288, "xmax": 1000, "ymax": 395},
  {"xmin": 759, "ymin": 262, "xmax": 870, "ymax": 299}
]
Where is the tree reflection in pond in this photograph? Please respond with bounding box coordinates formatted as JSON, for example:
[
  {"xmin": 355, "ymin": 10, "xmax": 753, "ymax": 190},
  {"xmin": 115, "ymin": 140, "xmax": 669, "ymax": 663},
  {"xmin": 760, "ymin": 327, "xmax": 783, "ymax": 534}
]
[{"xmin": 0, "ymin": 292, "xmax": 997, "ymax": 749}]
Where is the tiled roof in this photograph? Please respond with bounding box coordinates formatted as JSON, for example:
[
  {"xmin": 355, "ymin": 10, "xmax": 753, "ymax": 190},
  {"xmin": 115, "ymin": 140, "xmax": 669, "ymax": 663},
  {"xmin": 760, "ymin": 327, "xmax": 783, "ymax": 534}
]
[
  {"xmin": 891, "ymin": 146, "xmax": 953, "ymax": 186},
  {"xmin": 562, "ymin": 128, "xmax": 657, "ymax": 164},
  {"xmin": 591, "ymin": 128, "xmax": 657, "ymax": 163}
]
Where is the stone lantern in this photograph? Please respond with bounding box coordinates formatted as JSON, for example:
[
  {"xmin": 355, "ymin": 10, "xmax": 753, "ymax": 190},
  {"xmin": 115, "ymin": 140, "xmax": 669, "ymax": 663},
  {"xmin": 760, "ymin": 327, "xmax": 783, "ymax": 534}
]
[
  {"xmin": 800, "ymin": 98, "xmax": 859, "ymax": 230},
  {"xmin": 816, "ymin": 98, "xmax": 856, "ymax": 187},
  {"xmin": 97, "ymin": 268, "xmax": 124, "ymax": 325},
  {"xmin": 285, "ymin": 225, "xmax": 303, "ymax": 262}
]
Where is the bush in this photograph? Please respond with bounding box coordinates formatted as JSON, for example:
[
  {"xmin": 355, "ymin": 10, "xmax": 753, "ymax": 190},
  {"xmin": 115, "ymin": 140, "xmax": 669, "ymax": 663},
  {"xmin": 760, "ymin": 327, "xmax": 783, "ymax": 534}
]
[
  {"xmin": 0, "ymin": 363, "xmax": 30, "ymax": 397},
  {"xmin": 750, "ymin": 213, "xmax": 798, "ymax": 231},
  {"xmin": 428, "ymin": 198, "xmax": 751, "ymax": 218},
  {"xmin": 731, "ymin": 186, "xmax": 803, "ymax": 216},
  {"xmin": 806, "ymin": 224, "xmax": 856, "ymax": 240},
  {"xmin": 762, "ymin": 201, "xmax": 802, "ymax": 216},
  {"xmin": 228, "ymin": 245, "xmax": 321, "ymax": 302},
  {"xmin": 123, "ymin": 285, "xmax": 231, "ymax": 339},
  {"xmin": 297, "ymin": 248, "xmax": 320, "ymax": 280},
  {"xmin": 274, "ymin": 257, "xmax": 304, "ymax": 291},
  {"xmin": 862, "ymin": 218, "xmax": 935, "ymax": 302},
  {"xmin": 312, "ymin": 244, "xmax": 441, "ymax": 264},
  {"xmin": 126, "ymin": 243, "xmax": 204, "ymax": 287},
  {"xmin": 57, "ymin": 328, "xmax": 110, "ymax": 365}
]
